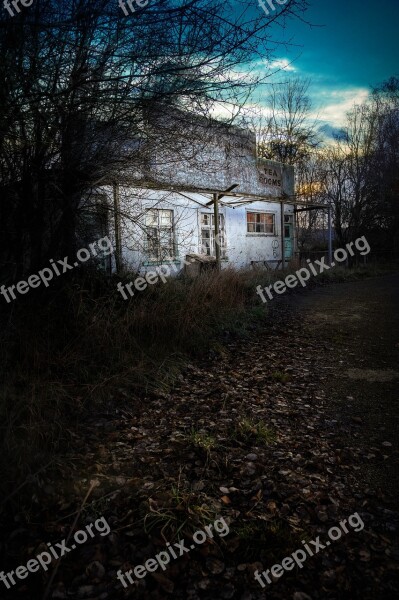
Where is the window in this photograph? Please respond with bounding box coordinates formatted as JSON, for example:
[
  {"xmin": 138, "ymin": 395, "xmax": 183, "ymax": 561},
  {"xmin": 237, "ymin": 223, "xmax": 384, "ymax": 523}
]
[
  {"xmin": 145, "ymin": 209, "xmax": 174, "ymax": 261},
  {"xmin": 247, "ymin": 212, "xmax": 275, "ymax": 234},
  {"xmin": 200, "ymin": 213, "xmax": 226, "ymax": 258}
]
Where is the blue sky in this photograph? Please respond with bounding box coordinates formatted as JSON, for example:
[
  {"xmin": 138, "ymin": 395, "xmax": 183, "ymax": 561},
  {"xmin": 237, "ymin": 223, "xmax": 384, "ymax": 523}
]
[{"xmin": 251, "ymin": 0, "xmax": 399, "ymax": 128}]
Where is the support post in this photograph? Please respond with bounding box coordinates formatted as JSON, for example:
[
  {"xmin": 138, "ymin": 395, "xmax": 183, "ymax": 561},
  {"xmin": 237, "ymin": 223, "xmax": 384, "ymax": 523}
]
[
  {"xmin": 327, "ymin": 205, "xmax": 333, "ymax": 266},
  {"xmin": 113, "ymin": 182, "xmax": 122, "ymax": 274},
  {"xmin": 293, "ymin": 203, "xmax": 298, "ymax": 265},
  {"xmin": 213, "ymin": 193, "xmax": 221, "ymax": 270},
  {"xmin": 280, "ymin": 200, "xmax": 285, "ymax": 269}
]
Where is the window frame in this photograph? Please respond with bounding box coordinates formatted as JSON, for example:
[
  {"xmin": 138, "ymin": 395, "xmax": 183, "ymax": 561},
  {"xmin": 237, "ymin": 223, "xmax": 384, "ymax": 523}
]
[
  {"xmin": 200, "ymin": 211, "xmax": 227, "ymax": 259},
  {"xmin": 144, "ymin": 208, "xmax": 175, "ymax": 262},
  {"xmin": 246, "ymin": 210, "xmax": 276, "ymax": 236}
]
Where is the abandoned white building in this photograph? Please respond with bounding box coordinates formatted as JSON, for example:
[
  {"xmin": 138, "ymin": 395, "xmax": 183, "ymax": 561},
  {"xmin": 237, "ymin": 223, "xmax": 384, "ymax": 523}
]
[{"xmin": 85, "ymin": 106, "xmax": 296, "ymax": 274}]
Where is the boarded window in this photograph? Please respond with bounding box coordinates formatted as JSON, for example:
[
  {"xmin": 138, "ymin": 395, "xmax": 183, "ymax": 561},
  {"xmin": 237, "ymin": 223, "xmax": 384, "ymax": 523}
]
[
  {"xmin": 247, "ymin": 212, "xmax": 275, "ymax": 234},
  {"xmin": 145, "ymin": 209, "xmax": 174, "ymax": 261}
]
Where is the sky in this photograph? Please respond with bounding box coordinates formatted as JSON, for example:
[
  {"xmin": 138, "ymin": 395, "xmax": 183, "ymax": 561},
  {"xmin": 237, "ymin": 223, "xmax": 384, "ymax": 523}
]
[{"xmin": 251, "ymin": 0, "xmax": 399, "ymax": 130}]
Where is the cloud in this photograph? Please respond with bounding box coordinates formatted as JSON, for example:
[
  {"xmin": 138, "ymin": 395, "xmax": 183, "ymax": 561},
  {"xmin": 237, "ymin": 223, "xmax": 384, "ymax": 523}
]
[
  {"xmin": 268, "ymin": 58, "xmax": 297, "ymax": 72},
  {"xmin": 249, "ymin": 57, "xmax": 297, "ymax": 74},
  {"xmin": 311, "ymin": 87, "xmax": 370, "ymax": 127}
]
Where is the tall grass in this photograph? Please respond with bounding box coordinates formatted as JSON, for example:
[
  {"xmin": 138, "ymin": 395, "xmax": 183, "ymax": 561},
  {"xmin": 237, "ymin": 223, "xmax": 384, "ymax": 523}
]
[
  {"xmin": 0, "ymin": 261, "xmax": 392, "ymax": 498},
  {"xmin": 0, "ymin": 267, "xmax": 273, "ymax": 498}
]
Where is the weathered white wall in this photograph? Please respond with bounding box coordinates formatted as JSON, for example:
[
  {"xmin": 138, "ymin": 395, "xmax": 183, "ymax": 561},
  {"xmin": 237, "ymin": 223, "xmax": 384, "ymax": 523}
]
[
  {"xmin": 147, "ymin": 121, "xmax": 294, "ymax": 199},
  {"xmin": 98, "ymin": 186, "xmax": 294, "ymax": 273},
  {"xmin": 225, "ymin": 201, "xmax": 294, "ymax": 269},
  {"xmin": 96, "ymin": 116, "xmax": 295, "ymax": 272}
]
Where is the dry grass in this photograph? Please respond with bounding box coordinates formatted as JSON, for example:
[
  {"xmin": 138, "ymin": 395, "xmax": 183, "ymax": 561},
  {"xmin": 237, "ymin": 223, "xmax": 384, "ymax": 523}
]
[
  {"xmin": 0, "ymin": 261, "xmax": 390, "ymax": 498},
  {"xmin": 0, "ymin": 267, "xmax": 272, "ymax": 497}
]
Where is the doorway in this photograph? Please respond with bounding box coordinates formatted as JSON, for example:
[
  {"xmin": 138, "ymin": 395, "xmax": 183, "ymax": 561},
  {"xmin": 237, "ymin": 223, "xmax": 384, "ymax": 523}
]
[{"xmin": 284, "ymin": 214, "xmax": 294, "ymax": 260}]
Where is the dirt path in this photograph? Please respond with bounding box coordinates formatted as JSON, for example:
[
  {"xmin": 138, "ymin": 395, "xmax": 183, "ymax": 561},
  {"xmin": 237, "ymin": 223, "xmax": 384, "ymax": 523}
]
[
  {"xmin": 282, "ymin": 273, "xmax": 399, "ymax": 500},
  {"xmin": 2, "ymin": 274, "xmax": 399, "ymax": 600}
]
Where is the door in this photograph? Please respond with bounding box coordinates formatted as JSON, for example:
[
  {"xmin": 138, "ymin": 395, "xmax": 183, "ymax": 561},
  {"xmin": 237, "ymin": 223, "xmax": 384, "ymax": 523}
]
[{"xmin": 284, "ymin": 214, "xmax": 294, "ymax": 259}]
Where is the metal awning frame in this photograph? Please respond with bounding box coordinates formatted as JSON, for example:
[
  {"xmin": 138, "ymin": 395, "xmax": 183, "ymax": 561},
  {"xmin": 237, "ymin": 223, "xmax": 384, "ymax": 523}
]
[{"xmin": 113, "ymin": 179, "xmax": 333, "ymax": 269}]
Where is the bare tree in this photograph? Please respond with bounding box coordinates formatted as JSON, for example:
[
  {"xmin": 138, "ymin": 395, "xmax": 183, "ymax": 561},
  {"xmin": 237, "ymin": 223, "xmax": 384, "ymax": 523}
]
[
  {"xmin": 320, "ymin": 102, "xmax": 380, "ymax": 247},
  {"xmin": 257, "ymin": 77, "xmax": 320, "ymax": 166},
  {"xmin": 295, "ymin": 151, "xmax": 327, "ymax": 249},
  {"xmin": 368, "ymin": 77, "xmax": 399, "ymax": 253},
  {"xmin": 253, "ymin": 77, "xmax": 324, "ymax": 248},
  {"xmin": 0, "ymin": 0, "xmax": 309, "ymax": 280}
]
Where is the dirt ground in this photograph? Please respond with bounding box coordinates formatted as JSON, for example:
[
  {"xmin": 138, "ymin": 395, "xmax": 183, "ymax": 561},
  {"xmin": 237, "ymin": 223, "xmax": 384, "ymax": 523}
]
[
  {"xmin": 1, "ymin": 273, "xmax": 399, "ymax": 600},
  {"xmin": 283, "ymin": 273, "xmax": 399, "ymax": 500}
]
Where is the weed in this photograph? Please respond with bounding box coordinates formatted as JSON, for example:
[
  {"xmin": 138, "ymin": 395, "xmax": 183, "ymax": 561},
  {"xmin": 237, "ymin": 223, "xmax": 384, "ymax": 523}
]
[
  {"xmin": 142, "ymin": 478, "xmax": 220, "ymax": 541},
  {"xmin": 270, "ymin": 370, "xmax": 291, "ymax": 383},
  {"xmin": 236, "ymin": 418, "xmax": 277, "ymax": 445},
  {"xmin": 187, "ymin": 429, "xmax": 218, "ymax": 453},
  {"xmin": 235, "ymin": 518, "xmax": 300, "ymax": 561}
]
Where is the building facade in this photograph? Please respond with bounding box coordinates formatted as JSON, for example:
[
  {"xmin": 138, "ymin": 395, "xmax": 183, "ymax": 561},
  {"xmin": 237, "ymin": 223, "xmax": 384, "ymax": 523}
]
[{"xmin": 88, "ymin": 110, "xmax": 296, "ymax": 274}]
